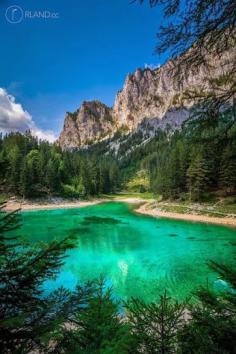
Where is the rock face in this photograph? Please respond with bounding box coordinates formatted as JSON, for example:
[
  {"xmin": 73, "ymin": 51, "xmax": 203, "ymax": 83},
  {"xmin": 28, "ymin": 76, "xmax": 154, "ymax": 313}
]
[
  {"xmin": 59, "ymin": 101, "xmax": 115, "ymax": 149},
  {"xmin": 113, "ymin": 49, "xmax": 233, "ymax": 131},
  {"xmin": 59, "ymin": 50, "xmax": 233, "ymax": 150}
]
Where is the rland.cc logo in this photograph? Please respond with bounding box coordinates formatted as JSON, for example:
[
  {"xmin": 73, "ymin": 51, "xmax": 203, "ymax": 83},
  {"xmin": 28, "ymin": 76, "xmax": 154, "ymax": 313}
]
[
  {"xmin": 5, "ymin": 5, "xmax": 24, "ymax": 24},
  {"xmin": 5, "ymin": 5, "xmax": 60, "ymax": 23}
]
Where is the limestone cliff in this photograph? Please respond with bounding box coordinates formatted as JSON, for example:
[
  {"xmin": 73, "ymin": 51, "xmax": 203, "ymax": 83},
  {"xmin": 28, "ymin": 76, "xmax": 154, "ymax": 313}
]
[
  {"xmin": 113, "ymin": 49, "xmax": 233, "ymax": 131},
  {"xmin": 59, "ymin": 101, "xmax": 115, "ymax": 149},
  {"xmin": 59, "ymin": 49, "xmax": 234, "ymax": 150}
]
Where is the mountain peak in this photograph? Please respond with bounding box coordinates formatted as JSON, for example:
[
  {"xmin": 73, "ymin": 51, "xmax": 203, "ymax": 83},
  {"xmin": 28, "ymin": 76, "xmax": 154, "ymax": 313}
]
[{"xmin": 59, "ymin": 100, "xmax": 115, "ymax": 149}]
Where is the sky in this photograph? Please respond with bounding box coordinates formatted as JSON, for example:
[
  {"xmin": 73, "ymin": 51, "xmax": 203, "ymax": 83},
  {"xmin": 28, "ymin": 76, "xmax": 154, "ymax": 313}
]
[{"xmin": 0, "ymin": 0, "xmax": 167, "ymax": 141}]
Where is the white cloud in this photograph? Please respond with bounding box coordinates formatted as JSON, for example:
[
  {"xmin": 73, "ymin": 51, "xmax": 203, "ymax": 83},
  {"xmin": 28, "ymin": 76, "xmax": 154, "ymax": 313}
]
[
  {"xmin": 0, "ymin": 88, "xmax": 57, "ymax": 143},
  {"xmin": 144, "ymin": 63, "xmax": 161, "ymax": 70}
]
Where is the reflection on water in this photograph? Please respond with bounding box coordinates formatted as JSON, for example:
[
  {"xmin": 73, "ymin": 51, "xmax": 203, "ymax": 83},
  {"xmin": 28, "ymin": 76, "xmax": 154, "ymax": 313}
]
[{"xmin": 14, "ymin": 202, "xmax": 236, "ymax": 302}]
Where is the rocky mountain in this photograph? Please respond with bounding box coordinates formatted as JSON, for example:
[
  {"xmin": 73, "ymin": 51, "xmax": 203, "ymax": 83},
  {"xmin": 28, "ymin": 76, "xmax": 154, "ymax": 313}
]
[
  {"xmin": 58, "ymin": 49, "xmax": 233, "ymax": 150},
  {"xmin": 59, "ymin": 101, "xmax": 115, "ymax": 149}
]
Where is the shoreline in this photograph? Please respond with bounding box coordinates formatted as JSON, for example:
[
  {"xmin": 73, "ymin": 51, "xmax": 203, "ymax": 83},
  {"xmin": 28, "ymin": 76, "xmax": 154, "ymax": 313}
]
[
  {"xmin": 4, "ymin": 198, "xmax": 103, "ymax": 212},
  {"xmin": 135, "ymin": 202, "xmax": 236, "ymax": 228},
  {"xmin": 3, "ymin": 197, "xmax": 236, "ymax": 227},
  {"xmin": 3, "ymin": 197, "xmax": 145, "ymax": 212}
]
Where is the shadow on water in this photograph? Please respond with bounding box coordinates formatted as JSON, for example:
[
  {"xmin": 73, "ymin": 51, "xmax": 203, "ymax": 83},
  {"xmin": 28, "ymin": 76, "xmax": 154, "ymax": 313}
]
[
  {"xmin": 81, "ymin": 216, "xmax": 123, "ymax": 225},
  {"xmin": 192, "ymin": 238, "xmax": 231, "ymax": 242},
  {"xmin": 47, "ymin": 226, "xmax": 56, "ymax": 230},
  {"xmin": 69, "ymin": 227, "xmax": 91, "ymax": 236}
]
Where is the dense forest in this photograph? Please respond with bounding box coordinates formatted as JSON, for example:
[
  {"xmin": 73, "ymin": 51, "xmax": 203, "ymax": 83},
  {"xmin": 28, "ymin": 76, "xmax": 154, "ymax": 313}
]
[
  {"xmin": 0, "ymin": 131, "xmax": 121, "ymax": 198},
  {"xmin": 117, "ymin": 106, "xmax": 236, "ymax": 201},
  {"xmin": 0, "ymin": 106, "xmax": 235, "ymax": 201}
]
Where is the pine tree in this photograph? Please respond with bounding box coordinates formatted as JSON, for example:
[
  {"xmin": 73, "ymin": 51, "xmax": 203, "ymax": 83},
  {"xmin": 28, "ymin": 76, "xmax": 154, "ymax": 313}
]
[
  {"xmin": 178, "ymin": 262, "xmax": 236, "ymax": 354},
  {"xmin": 126, "ymin": 291, "xmax": 185, "ymax": 354},
  {"xmin": 24, "ymin": 149, "xmax": 42, "ymax": 196},
  {"xmin": 220, "ymin": 144, "xmax": 236, "ymax": 193},
  {"xmin": 80, "ymin": 160, "xmax": 91, "ymax": 196},
  {"xmin": 7, "ymin": 146, "xmax": 23, "ymax": 194},
  {"xmin": 187, "ymin": 153, "xmax": 210, "ymax": 201},
  {"xmin": 99, "ymin": 163, "xmax": 111, "ymax": 194},
  {"xmin": 0, "ymin": 203, "xmax": 91, "ymax": 353},
  {"xmin": 166, "ymin": 146, "xmax": 182, "ymax": 198},
  {"xmin": 57, "ymin": 278, "xmax": 133, "ymax": 354},
  {"xmin": 19, "ymin": 158, "xmax": 31, "ymax": 198},
  {"xmin": 109, "ymin": 162, "xmax": 121, "ymax": 193},
  {"xmin": 46, "ymin": 158, "xmax": 59, "ymax": 193}
]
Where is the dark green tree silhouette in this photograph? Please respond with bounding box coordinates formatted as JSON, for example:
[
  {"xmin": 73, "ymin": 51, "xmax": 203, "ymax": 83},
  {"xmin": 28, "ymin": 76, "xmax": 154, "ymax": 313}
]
[
  {"xmin": 55, "ymin": 278, "xmax": 133, "ymax": 354},
  {"xmin": 0, "ymin": 203, "xmax": 94, "ymax": 353},
  {"xmin": 126, "ymin": 291, "xmax": 185, "ymax": 353},
  {"xmin": 187, "ymin": 153, "xmax": 210, "ymax": 201},
  {"xmin": 178, "ymin": 262, "xmax": 236, "ymax": 354}
]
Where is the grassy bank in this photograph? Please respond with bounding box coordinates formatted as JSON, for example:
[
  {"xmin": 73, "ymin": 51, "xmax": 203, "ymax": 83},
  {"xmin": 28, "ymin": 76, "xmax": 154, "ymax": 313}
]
[
  {"xmin": 101, "ymin": 192, "xmax": 157, "ymax": 200},
  {"xmin": 149, "ymin": 199, "xmax": 236, "ymax": 219}
]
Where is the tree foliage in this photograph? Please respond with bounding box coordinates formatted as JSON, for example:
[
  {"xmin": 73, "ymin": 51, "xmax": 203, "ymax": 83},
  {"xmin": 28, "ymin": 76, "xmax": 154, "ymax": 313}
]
[
  {"xmin": 120, "ymin": 108, "xmax": 236, "ymax": 200},
  {"xmin": 0, "ymin": 132, "xmax": 121, "ymax": 199},
  {"xmin": 137, "ymin": 0, "xmax": 235, "ymax": 66},
  {"xmin": 0, "ymin": 203, "xmax": 94, "ymax": 353},
  {"xmin": 126, "ymin": 291, "xmax": 185, "ymax": 353},
  {"xmin": 56, "ymin": 278, "xmax": 133, "ymax": 354}
]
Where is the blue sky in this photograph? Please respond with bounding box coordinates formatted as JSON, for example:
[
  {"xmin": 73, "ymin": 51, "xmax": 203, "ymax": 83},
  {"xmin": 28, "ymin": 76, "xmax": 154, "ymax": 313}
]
[{"xmin": 0, "ymin": 0, "xmax": 167, "ymax": 138}]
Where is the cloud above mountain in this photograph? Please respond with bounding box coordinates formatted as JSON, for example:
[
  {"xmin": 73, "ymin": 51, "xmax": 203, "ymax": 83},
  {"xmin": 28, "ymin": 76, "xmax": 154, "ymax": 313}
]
[
  {"xmin": 0, "ymin": 88, "xmax": 57, "ymax": 142},
  {"xmin": 144, "ymin": 63, "xmax": 161, "ymax": 70}
]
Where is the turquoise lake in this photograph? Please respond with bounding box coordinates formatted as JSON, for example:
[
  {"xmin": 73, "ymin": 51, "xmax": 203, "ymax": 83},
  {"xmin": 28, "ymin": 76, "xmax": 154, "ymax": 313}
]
[{"xmin": 17, "ymin": 202, "xmax": 236, "ymax": 302}]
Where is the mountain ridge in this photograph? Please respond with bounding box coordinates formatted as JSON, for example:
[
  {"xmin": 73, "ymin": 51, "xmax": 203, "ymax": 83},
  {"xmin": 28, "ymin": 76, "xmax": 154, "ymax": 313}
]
[{"xmin": 58, "ymin": 48, "xmax": 234, "ymax": 150}]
